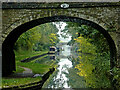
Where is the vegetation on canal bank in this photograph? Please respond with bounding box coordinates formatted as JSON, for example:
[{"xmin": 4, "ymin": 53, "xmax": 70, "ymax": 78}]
[
  {"xmin": 2, "ymin": 77, "xmax": 42, "ymax": 88},
  {"xmin": 66, "ymin": 68, "xmax": 87, "ymax": 88},
  {"xmin": 17, "ymin": 62, "xmax": 52, "ymax": 74},
  {"xmin": 2, "ymin": 50, "xmax": 54, "ymax": 88},
  {"xmin": 14, "ymin": 49, "xmax": 57, "ymax": 75},
  {"xmin": 15, "ymin": 50, "xmax": 52, "ymax": 74},
  {"xmin": 14, "ymin": 50, "xmax": 48, "ymax": 62},
  {"xmin": 2, "ymin": 22, "xmax": 59, "ymax": 88},
  {"xmin": 14, "ymin": 22, "xmax": 59, "ymax": 52},
  {"xmin": 15, "ymin": 65, "xmax": 25, "ymax": 73},
  {"xmin": 3, "ymin": 21, "xmax": 119, "ymax": 89},
  {"xmin": 42, "ymin": 66, "xmax": 59, "ymax": 88},
  {"xmin": 13, "ymin": 22, "xmax": 59, "ymax": 74},
  {"xmin": 63, "ymin": 22, "xmax": 120, "ymax": 89}
]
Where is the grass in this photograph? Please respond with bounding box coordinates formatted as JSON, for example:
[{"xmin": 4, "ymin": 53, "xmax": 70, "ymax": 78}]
[
  {"xmin": 31, "ymin": 55, "xmax": 48, "ymax": 63},
  {"xmin": 15, "ymin": 50, "xmax": 53, "ymax": 74},
  {"xmin": 17, "ymin": 62, "xmax": 52, "ymax": 74},
  {"xmin": 2, "ymin": 50, "xmax": 55, "ymax": 88},
  {"xmin": 14, "ymin": 66, "xmax": 25, "ymax": 73},
  {"xmin": 2, "ymin": 77, "xmax": 42, "ymax": 88},
  {"xmin": 14, "ymin": 50, "xmax": 48, "ymax": 61}
]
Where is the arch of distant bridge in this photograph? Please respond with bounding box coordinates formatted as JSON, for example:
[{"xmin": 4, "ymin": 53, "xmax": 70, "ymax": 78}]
[{"xmin": 2, "ymin": 15, "xmax": 117, "ymax": 76}]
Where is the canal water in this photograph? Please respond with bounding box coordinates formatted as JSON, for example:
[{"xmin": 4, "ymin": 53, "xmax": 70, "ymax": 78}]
[
  {"xmin": 42, "ymin": 22, "xmax": 86, "ymax": 88},
  {"xmin": 42, "ymin": 22, "xmax": 111, "ymax": 89}
]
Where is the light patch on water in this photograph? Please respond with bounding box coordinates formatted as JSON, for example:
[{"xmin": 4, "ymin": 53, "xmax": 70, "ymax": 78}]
[
  {"xmin": 61, "ymin": 45, "xmax": 71, "ymax": 56},
  {"xmin": 53, "ymin": 22, "xmax": 72, "ymax": 42},
  {"xmin": 58, "ymin": 58, "xmax": 73, "ymax": 69},
  {"xmin": 46, "ymin": 22, "xmax": 73, "ymax": 88},
  {"xmin": 51, "ymin": 58, "xmax": 73, "ymax": 88},
  {"xmin": 53, "ymin": 22, "xmax": 67, "ymax": 31}
]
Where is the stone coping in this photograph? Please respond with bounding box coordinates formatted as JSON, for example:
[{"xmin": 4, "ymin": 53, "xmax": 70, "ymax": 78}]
[{"xmin": 2, "ymin": 2, "xmax": 120, "ymax": 9}]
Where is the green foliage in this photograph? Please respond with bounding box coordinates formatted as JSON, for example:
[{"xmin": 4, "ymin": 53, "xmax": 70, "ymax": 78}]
[
  {"xmin": 14, "ymin": 50, "xmax": 53, "ymax": 74},
  {"xmin": 66, "ymin": 68, "xmax": 87, "ymax": 88},
  {"xmin": 2, "ymin": 77, "xmax": 41, "ymax": 88},
  {"xmin": 2, "ymin": 50, "xmax": 55, "ymax": 89},
  {"xmin": 14, "ymin": 22, "xmax": 59, "ymax": 52},
  {"xmin": 14, "ymin": 50, "xmax": 48, "ymax": 61},
  {"xmin": 17, "ymin": 62, "xmax": 51, "ymax": 74},
  {"xmin": 4, "ymin": 22, "xmax": 59, "ymax": 89},
  {"xmin": 14, "ymin": 66, "xmax": 25, "ymax": 73},
  {"xmin": 65, "ymin": 22, "xmax": 110, "ymax": 53},
  {"xmin": 74, "ymin": 36, "xmax": 111, "ymax": 88},
  {"xmin": 65, "ymin": 22, "xmax": 112, "ymax": 88},
  {"xmin": 112, "ymin": 67, "xmax": 120, "ymax": 89}
]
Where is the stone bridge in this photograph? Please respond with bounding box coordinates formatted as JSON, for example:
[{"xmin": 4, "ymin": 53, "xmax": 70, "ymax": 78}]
[{"xmin": 1, "ymin": 2, "xmax": 120, "ymax": 76}]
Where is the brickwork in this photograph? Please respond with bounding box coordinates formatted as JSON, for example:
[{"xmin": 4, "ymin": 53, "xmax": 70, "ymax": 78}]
[
  {"xmin": 1, "ymin": 2, "xmax": 120, "ymax": 76},
  {"xmin": 2, "ymin": 4, "xmax": 120, "ymax": 42}
]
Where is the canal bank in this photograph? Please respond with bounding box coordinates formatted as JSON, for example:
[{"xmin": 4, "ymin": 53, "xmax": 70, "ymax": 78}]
[
  {"xmin": 2, "ymin": 50, "xmax": 57, "ymax": 89},
  {"xmin": 42, "ymin": 44, "xmax": 87, "ymax": 88},
  {"xmin": 42, "ymin": 22, "xmax": 113, "ymax": 89},
  {"xmin": 2, "ymin": 67, "xmax": 55, "ymax": 90}
]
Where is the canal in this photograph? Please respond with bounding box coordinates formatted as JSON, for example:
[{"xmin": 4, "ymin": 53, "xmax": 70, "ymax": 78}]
[
  {"xmin": 41, "ymin": 22, "xmax": 111, "ymax": 89},
  {"xmin": 42, "ymin": 22, "xmax": 87, "ymax": 88}
]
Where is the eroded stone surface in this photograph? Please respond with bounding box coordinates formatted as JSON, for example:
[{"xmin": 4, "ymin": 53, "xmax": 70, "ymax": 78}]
[{"xmin": 1, "ymin": 2, "xmax": 120, "ymax": 76}]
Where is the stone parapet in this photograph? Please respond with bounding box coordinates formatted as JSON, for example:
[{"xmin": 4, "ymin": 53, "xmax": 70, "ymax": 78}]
[{"xmin": 2, "ymin": 2, "xmax": 120, "ymax": 9}]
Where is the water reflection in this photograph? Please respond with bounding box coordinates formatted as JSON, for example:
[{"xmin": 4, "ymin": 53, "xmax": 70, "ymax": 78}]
[
  {"xmin": 49, "ymin": 54, "xmax": 56, "ymax": 60},
  {"xmin": 51, "ymin": 46, "xmax": 72, "ymax": 88},
  {"xmin": 49, "ymin": 58, "xmax": 72, "ymax": 88},
  {"xmin": 47, "ymin": 22, "xmax": 73, "ymax": 88},
  {"xmin": 61, "ymin": 45, "xmax": 71, "ymax": 57},
  {"xmin": 42, "ymin": 22, "xmax": 111, "ymax": 89}
]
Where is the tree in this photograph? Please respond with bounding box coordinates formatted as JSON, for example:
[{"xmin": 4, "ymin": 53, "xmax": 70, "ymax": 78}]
[{"xmin": 14, "ymin": 22, "xmax": 59, "ymax": 52}]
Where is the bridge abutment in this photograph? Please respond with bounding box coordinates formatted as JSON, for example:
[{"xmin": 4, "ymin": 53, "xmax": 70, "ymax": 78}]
[{"xmin": 116, "ymin": 31, "xmax": 120, "ymax": 67}]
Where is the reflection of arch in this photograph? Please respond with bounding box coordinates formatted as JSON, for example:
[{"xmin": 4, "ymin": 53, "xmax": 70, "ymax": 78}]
[{"xmin": 2, "ymin": 15, "xmax": 117, "ymax": 76}]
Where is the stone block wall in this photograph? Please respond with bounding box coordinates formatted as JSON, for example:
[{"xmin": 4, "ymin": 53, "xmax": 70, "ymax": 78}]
[{"xmin": 1, "ymin": 2, "xmax": 120, "ymax": 76}]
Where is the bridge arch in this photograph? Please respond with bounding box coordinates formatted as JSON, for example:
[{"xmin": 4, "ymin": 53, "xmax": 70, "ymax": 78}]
[
  {"xmin": 2, "ymin": 9, "xmax": 111, "ymax": 41},
  {"xmin": 2, "ymin": 15, "xmax": 117, "ymax": 76}
]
